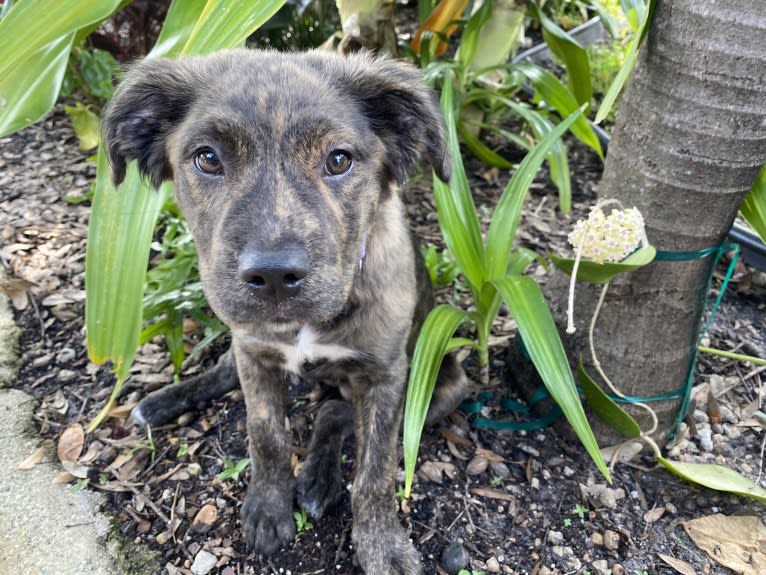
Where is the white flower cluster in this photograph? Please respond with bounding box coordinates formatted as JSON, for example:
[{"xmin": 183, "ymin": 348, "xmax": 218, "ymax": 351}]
[{"xmin": 568, "ymin": 206, "xmax": 645, "ymax": 264}]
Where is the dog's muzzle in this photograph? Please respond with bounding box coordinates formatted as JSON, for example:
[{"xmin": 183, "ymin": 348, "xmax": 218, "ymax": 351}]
[{"xmin": 238, "ymin": 242, "xmax": 309, "ymax": 304}]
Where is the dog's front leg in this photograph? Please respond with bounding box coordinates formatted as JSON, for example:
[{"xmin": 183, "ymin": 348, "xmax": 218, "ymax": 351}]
[
  {"xmin": 350, "ymin": 358, "xmax": 422, "ymax": 575},
  {"xmin": 233, "ymin": 341, "xmax": 295, "ymax": 556}
]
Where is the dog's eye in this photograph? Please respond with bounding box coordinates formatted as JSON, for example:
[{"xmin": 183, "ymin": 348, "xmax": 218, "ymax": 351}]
[
  {"xmin": 194, "ymin": 148, "xmax": 223, "ymax": 176},
  {"xmin": 325, "ymin": 150, "xmax": 352, "ymax": 176}
]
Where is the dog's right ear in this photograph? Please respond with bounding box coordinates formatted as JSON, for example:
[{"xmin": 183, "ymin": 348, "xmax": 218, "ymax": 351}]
[{"xmin": 102, "ymin": 58, "xmax": 197, "ymax": 188}]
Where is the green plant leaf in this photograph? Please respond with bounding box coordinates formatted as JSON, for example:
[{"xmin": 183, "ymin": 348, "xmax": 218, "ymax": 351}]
[
  {"xmin": 578, "ymin": 361, "xmax": 641, "ymax": 438},
  {"xmin": 595, "ymin": 0, "xmax": 656, "ymax": 124},
  {"xmin": 457, "ymin": 120, "xmax": 514, "ymax": 169},
  {"xmin": 151, "ymin": 0, "xmax": 285, "ymax": 58},
  {"xmin": 0, "ymin": 0, "xmax": 123, "ymax": 136},
  {"xmin": 433, "ymin": 75, "xmax": 486, "ymax": 289},
  {"xmin": 0, "ymin": 35, "xmax": 73, "ymax": 137},
  {"xmin": 740, "ymin": 164, "xmax": 766, "ymax": 243},
  {"xmin": 485, "ymin": 107, "xmax": 584, "ymax": 280},
  {"xmin": 514, "ymin": 64, "xmax": 603, "ymax": 159},
  {"xmin": 64, "ymin": 102, "xmax": 101, "ymax": 150},
  {"xmin": 181, "ymin": 0, "xmax": 285, "ymax": 55},
  {"xmin": 470, "ymin": 93, "xmax": 572, "ymax": 212},
  {"xmin": 150, "ymin": 0, "xmax": 209, "ymax": 57},
  {"xmin": 0, "ymin": 0, "xmax": 122, "ymax": 83},
  {"xmin": 506, "ymin": 247, "xmax": 546, "ymax": 275},
  {"xmin": 85, "ymin": 148, "xmax": 172, "ymax": 430},
  {"xmin": 550, "ymin": 246, "xmax": 656, "ymax": 284},
  {"xmin": 531, "ymin": 3, "xmax": 592, "ymax": 107},
  {"xmin": 494, "ymin": 275, "xmax": 611, "ymax": 482},
  {"xmin": 404, "ymin": 305, "xmax": 467, "ymax": 497},
  {"xmin": 464, "ymin": 0, "xmax": 524, "ymax": 76},
  {"xmin": 457, "ymin": 0, "xmax": 492, "ymax": 71},
  {"xmin": 657, "ymin": 457, "xmax": 766, "ymax": 504}
]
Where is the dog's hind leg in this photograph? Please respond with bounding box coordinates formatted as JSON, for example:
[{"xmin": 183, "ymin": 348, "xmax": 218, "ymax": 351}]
[
  {"xmin": 132, "ymin": 347, "xmax": 239, "ymax": 427},
  {"xmin": 425, "ymin": 352, "xmax": 469, "ymax": 427},
  {"xmin": 296, "ymin": 399, "xmax": 353, "ymax": 519}
]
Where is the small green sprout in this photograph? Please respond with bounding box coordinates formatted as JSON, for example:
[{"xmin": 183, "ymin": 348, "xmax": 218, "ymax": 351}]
[
  {"xmin": 571, "ymin": 503, "xmax": 588, "ymax": 520},
  {"xmin": 176, "ymin": 443, "xmax": 189, "ymax": 458},
  {"xmin": 217, "ymin": 458, "xmax": 251, "ymax": 482},
  {"xmin": 293, "ymin": 508, "xmax": 313, "ymax": 535},
  {"xmin": 130, "ymin": 426, "xmax": 157, "ymax": 462}
]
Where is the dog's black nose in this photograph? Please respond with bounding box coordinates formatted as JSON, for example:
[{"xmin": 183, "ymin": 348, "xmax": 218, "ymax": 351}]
[{"xmin": 239, "ymin": 244, "xmax": 309, "ymax": 303}]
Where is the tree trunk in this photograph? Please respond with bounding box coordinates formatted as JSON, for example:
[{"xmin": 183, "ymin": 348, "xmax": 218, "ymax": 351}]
[{"xmin": 540, "ymin": 0, "xmax": 766, "ymax": 445}]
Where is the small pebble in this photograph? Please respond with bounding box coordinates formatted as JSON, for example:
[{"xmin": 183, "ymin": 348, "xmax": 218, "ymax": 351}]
[
  {"xmin": 486, "ymin": 556, "xmax": 501, "ymax": 573},
  {"xmin": 56, "ymin": 347, "xmax": 76, "ymax": 363},
  {"xmin": 603, "ymin": 529, "xmax": 620, "ymax": 551},
  {"xmin": 692, "ymin": 409, "xmax": 708, "ymax": 423},
  {"xmin": 598, "ymin": 489, "xmax": 618, "ymax": 509},
  {"xmin": 697, "ymin": 428, "xmax": 714, "ymax": 452},
  {"xmin": 548, "ymin": 530, "xmax": 564, "ymax": 545},
  {"xmin": 592, "ymin": 559, "xmax": 609, "ymax": 575},
  {"xmin": 190, "ymin": 550, "xmax": 217, "ymax": 575},
  {"xmin": 439, "ymin": 541, "xmax": 470, "ymax": 574},
  {"xmin": 58, "ymin": 369, "xmax": 76, "ymax": 382}
]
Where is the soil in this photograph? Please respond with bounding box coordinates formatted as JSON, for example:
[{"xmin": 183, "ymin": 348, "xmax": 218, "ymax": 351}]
[{"xmin": 2, "ymin": 99, "xmax": 766, "ymax": 575}]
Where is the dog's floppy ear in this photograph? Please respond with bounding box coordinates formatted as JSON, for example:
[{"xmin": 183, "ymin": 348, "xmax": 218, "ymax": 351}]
[
  {"xmin": 102, "ymin": 58, "xmax": 198, "ymax": 188},
  {"xmin": 344, "ymin": 57, "xmax": 451, "ymax": 184}
]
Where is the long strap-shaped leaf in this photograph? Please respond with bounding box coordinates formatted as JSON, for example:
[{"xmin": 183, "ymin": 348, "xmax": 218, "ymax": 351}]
[
  {"xmin": 740, "ymin": 164, "xmax": 766, "ymax": 243},
  {"xmin": 530, "ymin": 2, "xmax": 592, "ymax": 107},
  {"xmin": 0, "ymin": 0, "xmax": 122, "ymax": 82},
  {"xmin": 433, "ymin": 75, "xmax": 486, "ymax": 289},
  {"xmin": 0, "ymin": 0, "xmax": 123, "ymax": 136},
  {"xmin": 514, "ymin": 64, "xmax": 603, "ymax": 159},
  {"xmin": 403, "ymin": 304, "xmax": 467, "ymax": 497},
  {"xmin": 86, "ymin": 148, "xmax": 172, "ymax": 417},
  {"xmin": 494, "ymin": 275, "xmax": 611, "ymax": 482},
  {"xmin": 485, "ymin": 106, "xmax": 583, "ymax": 280}
]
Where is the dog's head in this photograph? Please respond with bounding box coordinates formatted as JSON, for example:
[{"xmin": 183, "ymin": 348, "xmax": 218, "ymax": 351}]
[{"xmin": 102, "ymin": 49, "xmax": 449, "ymax": 330}]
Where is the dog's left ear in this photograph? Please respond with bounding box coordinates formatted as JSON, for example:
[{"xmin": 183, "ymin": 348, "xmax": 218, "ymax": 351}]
[{"xmin": 344, "ymin": 57, "xmax": 451, "ymax": 183}]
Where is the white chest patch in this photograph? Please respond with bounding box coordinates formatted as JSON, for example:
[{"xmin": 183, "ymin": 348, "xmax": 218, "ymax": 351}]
[{"xmin": 273, "ymin": 325, "xmax": 357, "ymax": 375}]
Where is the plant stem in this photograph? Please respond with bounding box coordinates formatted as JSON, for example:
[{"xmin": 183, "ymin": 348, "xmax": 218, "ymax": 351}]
[{"xmin": 697, "ymin": 345, "xmax": 766, "ymax": 366}]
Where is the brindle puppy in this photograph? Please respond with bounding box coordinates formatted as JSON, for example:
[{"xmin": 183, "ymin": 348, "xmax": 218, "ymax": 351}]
[{"xmin": 102, "ymin": 49, "xmax": 467, "ymax": 574}]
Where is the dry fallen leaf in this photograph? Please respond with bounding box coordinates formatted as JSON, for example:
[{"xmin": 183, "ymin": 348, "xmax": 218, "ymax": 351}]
[
  {"xmin": 475, "ymin": 447, "xmax": 505, "ymax": 462},
  {"xmin": 466, "ymin": 455, "xmax": 489, "ymax": 476},
  {"xmin": 683, "ymin": 514, "xmax": 766, "ymax": 575},
  {"xmin": 658, "ymin": 553, "xmax": 696, "ymax": 575},
  {"xmin": 0, "ymin": 276, "xmax": 35, "ymax": 310},
  {"xmin": 61, "ymin": 459, "xmax": 91, "ymax": 479},
  {"xmin": 17, "ymin": 445, "xmax": 47, "ymax": 470},
  {"xmin": 446, "ymin": 440, "xmax": 470, "ymax": 461},
  {"xmin": 469, "ymin": 487, "xmax": 516, "ymax": 502},
  {"xmin": 417, "ymin": 461, "xmax": 457, "ymax": 484},
  {"xmin": 439, "ymin": 426, "xmax": 472, "ymax": 447},
  {"xmin": 644, "ymin": 506, "xmax": 666, "ymax": 523},
  {"xmin": 57, "ymin": 423, "xmax": 85, "ymax": 463}
]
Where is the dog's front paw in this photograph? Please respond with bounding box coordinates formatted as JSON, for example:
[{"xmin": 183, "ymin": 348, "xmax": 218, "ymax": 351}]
[
  {"xmin": 241, "ymin": 488, "xmax": 295, "ymax": 556},
  {"xmin": 353, "ymin": 523, "xmax": 423, "ymax": 575}
]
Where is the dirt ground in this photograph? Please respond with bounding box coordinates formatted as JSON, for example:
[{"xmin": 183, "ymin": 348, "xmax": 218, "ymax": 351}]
[{"xmin": 2, "ymin": 101, "xmax": 765, "ymax": 575}]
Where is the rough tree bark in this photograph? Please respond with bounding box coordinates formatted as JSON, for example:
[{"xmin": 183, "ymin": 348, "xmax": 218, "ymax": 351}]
[{"xmin": 530, "ymin": 0, "xmax": 766, "ymax": 445}]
